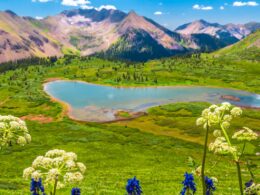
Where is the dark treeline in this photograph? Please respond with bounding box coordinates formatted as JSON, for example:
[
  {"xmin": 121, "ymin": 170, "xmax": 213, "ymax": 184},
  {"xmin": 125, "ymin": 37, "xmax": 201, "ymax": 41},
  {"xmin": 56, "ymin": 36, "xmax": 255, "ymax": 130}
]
[{"xmin": 0, "ymin": 56, "xmax": 58, "ymax": 73}]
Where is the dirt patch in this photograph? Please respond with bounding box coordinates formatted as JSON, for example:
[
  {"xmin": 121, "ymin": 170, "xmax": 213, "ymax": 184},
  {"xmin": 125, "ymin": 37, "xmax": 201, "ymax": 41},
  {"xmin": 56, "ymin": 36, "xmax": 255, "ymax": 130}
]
[
  {"xmin": 44, "ymin": 78, "xmax": 64, "ymax": 83},
  {"xmin": 21, "ymin": 115, "xmax": 53, "ymax": 123}
]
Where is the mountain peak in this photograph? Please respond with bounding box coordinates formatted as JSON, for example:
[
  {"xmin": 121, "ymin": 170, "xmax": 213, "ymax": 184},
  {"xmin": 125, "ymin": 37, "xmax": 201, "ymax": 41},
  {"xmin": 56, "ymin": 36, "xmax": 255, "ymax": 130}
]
[
  {"xmin": 4, "ymin": 10, "xmax": 18, "ymax": 17},
  {"xmin": 127, "ymin": 10, "xmax": 139, "ymax": 18}
]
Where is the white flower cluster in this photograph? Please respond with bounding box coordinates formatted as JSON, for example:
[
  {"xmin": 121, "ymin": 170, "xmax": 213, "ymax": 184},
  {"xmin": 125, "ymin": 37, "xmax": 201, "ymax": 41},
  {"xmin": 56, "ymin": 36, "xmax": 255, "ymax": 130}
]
[
  {"xmin": 23, "ymin": 149, "xmax": 86, "ymax": 189},
  {"xmin": 0, "ymin": 115, "xmax": 31, "ymax": 149},
  {"xmin": 232, "ymin": 127, "xmax": 258, "ymax": 141},
  {"xmin": 244, "ymin": 182, "xmax": 260, "ymax": 194},
  {"xmin": 196, "ymin": 102, "xmax": 242, "ymax": 129},
  {"xmin": 209, "ymin": 137, "xmax": 237, "ymax": 155}
]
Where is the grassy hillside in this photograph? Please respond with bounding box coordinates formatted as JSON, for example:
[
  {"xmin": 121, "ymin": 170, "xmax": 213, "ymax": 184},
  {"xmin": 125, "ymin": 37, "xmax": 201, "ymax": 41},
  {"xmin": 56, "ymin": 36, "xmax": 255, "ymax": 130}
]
[
  {"xmin": 213, "ymin": 30, "xmax": 260, "ymax": 61},
  {"xmin": 0, "ymin": 57, "xmax": 259, "ymax": 194}
]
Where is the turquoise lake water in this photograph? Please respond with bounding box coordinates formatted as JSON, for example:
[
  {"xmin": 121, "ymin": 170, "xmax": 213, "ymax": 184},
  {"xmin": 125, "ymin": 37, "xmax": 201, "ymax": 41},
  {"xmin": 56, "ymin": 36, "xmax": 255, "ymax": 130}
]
[{"xmin": 44, "ymin": 80, "xmax": 260, "ymax": 122}]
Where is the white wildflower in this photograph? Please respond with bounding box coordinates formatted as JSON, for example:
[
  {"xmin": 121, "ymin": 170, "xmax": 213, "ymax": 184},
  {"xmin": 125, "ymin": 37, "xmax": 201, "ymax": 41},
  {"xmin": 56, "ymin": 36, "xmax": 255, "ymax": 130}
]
[
  {"xmin": 32, "ymin": 156, "xmax": 45, "ymax": 168},
  {"xmin": 231, "ymin": 107, "xmax": 243, "ymax": 117},
  {"xmin": 77, "ymin": 162, "xmax": 86, "ymax": 173},
  {"xmin": 52, "ymin": 157, "xmax": 64, "ymax": 167},
  {"xmin": 0, "ymin": 115, "xmax": 30, "ymax": 149},
  {"xmin": 23, "ymin": 149, "xmax": 86, "ymax": 191},
  {"xmin": 223, "ymin": 115, "xmax": 232, "ymax": 122},
  {"xmin": 0, "ymin": 122, "xmax": 5, "ymax": 129},
  {"xmin": 31, "ymin": 171, "xmax": 41, "ymax": 182},
  {"xmin": 196, "ymin": 117, "xmax": 206, "ymax": 126},
  {"xmin": 222, "ymin": 121, "xmax": 230, "ymax": 129},
  {"xmin": 232, "ymin": 127, "xmax": 258, "ymax": 141},
  {"xmin": 17, "ymin": 136, "xmax": 27, "ymax": 146},
  {"xmin": 64, "ymin": 172, "xmax": 83, "ymax": 183},
  {"xmin": 202, "ymin": 109, "xmax": 210, "ymax": 117},
  {"xmin": 66, "ymin": 160, "xmax": 76, "ymax": 169},
  {"xmin": 211, "ymin": 177, "xmax": 218, "ymax": 183},
  {"xmin": 23, "ymin": 167, "xmax": 35, "ymax": 179},
  {"xmin": 46, "ymin": 149, "xmax": 66, "ymax": 158},
  {"xmin": 47, "ymin": 168, "xmax": 60, "ymax": 181},
  {"xmin": 63, "ymin": 152, "xmax": 77, "ymax": 161},
  {"xmin": 209, "ymin": 137, "xmax": 237, "ymax": 155},
  {"xmin": 209, "ymin": 104, "xmax": 218, "ymax": 111},
  {"xmin": 221, "ymin": 102, "xmax": 231, "ymax": 110},
  {"xmin": 213, "ymin": 130, "xmax": 222, "ymax": 137},
  {"xmin": 24, "ymin": 134, "xmax": 31, "ymax": 143}
]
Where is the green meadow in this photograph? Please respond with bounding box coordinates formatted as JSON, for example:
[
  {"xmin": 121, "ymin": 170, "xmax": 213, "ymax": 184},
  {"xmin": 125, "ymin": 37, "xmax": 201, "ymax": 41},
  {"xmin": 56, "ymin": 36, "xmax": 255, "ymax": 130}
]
[{"xmin": 0, "ymin": 56, "xmax": 259, "ymax": 194}]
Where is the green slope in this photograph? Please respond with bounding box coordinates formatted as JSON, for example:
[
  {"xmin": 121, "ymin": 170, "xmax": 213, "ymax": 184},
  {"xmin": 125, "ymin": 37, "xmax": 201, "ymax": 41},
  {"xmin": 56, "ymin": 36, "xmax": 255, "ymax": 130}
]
[{"xmin": 213, "ymin": 30, "xmax": 260, "ymax": 61}]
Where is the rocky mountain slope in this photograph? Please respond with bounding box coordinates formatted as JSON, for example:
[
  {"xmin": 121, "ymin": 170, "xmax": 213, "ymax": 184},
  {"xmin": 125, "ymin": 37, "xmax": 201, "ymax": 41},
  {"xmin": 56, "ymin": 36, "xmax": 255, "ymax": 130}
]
[
  {"xmin": 175, "ymin": 19, "xmax": 260, "ymax": 46},
  {"xmin": 0, "ymin": 11, "xmax": 63, "ymax": 63},
  {"xmin": 0, "ymin": 9, "xmax": 259, "ymax": 62}
]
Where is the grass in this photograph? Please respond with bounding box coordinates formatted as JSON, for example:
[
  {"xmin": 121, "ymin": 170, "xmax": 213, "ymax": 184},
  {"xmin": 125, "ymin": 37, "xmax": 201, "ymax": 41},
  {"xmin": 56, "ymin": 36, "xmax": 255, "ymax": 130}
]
[{"xmin": 0, "ymin": 56, "xmax": 259, "ymax": 194}]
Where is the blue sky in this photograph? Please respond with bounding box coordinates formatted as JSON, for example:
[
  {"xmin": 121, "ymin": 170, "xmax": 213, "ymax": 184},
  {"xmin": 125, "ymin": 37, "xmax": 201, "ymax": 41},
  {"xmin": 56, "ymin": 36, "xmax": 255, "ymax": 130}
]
[{"xmin": 0, "ymin": 0, "xmax": 259, "ymax": 29}]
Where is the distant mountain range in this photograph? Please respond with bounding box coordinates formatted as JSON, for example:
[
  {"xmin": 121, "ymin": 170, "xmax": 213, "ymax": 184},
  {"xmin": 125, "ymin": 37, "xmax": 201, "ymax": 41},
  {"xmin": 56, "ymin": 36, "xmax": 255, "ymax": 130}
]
[{"xmin": 0, "ymin": 9, "xmax": 259, "ymax": 62}]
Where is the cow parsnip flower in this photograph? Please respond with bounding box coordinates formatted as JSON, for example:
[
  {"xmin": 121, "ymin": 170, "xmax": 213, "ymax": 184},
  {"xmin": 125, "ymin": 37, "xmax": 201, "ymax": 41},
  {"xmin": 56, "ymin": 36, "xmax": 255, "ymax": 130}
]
[
  {"xmin": 0, "ymin": 115, "xmax": 31, "ymax": 149},
  {"xmin": 213, "ymin": 130, "xmax": 222, "ymax": 138},
  {"xmin": 232, "ymin": 127, "xmax": 258, "ymax": 141},
  {"xmin": 209, "ymin": 137, "xmax": 237, "ymax": 155},
  {"xmin": 196, "ymin": 102, "xmax": 241, "ymax": 130},
  {"xmin": 23, "ymin": 149, "xmax": 86, "ymax": 191}
]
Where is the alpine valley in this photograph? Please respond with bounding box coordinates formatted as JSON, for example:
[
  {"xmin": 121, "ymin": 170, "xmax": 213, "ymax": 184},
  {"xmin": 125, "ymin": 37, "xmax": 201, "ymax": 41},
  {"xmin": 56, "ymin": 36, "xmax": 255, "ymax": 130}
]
[{"xmin": 0, "ymin": 8, "xmax": 260, "ymax": 62}]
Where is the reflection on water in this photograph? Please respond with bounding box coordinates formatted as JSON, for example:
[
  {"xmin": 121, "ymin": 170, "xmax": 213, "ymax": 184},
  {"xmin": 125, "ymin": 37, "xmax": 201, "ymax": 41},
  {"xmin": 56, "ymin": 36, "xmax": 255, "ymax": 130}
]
[{"xmin": 44, "ymin": 80, "xmax": 260, "ymax": 122}]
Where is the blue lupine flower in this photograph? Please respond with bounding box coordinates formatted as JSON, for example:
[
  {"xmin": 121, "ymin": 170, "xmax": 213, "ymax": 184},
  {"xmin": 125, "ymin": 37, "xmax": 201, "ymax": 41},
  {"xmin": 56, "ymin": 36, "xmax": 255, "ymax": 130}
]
[
  {"xmin": 180, "ymin": 172, "xmax": 196, "ymax": 195},
  {"xmin": 205, "ymin": 176, "xmax": 216, "ymax": 195},
  {"xmin": 71, "ymin": 187, "xmax": 81, "ymax": 195},
  {"xmin": 126, "ymin": 176, "xmax": 142, "ymax": 195},
  {"xmin": 30, "ymin": 178, "xmax": 45, "ymax": 195},
  {"xmin": 245, "ymin": 180, "xmax": 254, "ymax": 188}
]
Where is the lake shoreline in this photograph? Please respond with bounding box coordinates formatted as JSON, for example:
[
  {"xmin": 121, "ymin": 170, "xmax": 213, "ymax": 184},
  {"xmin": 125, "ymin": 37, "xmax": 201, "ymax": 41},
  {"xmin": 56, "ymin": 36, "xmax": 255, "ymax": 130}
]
[
  {"xmin": 43, "ymin": 78, "xmax": 260, "ymax": 123},
  {"xmin": 44, "ymin": 77, "xmax": 259, "ymax": 93}
]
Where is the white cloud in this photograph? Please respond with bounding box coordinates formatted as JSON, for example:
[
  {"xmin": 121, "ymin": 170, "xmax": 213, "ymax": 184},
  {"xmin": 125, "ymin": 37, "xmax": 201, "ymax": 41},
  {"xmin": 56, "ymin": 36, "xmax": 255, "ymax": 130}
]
[
  {"xmin": 154, "ymin": 11, "xmax": 163, "ymax": 15},
  {"xmin": 220, "ymin": 6, "xmax": 225, "ymax": 10},
  {"xmin": 81, "ymin": 4, "xmax": 117, "ymax": 11},
  {"xmin": 35, "ymin": 16, "xmax": 43, "ymax": 20},
  {"xmin": 95, "ymin": 5, "xmax": 117, "ymax": 11},
  {"xmin": 193, "ymin": 4, "xmax": 213, "ymax": 10},
  {"xmin": 61, "ymin": 0, "xmax": 91, "ymax": 6},
  {"xmin": 32, "ymin": 0, "xmax": 53, "ymax": 2},
  {"xmin": 233, "ymin": 1, "xmax": 259, "ymax": 6},
  {"xmin": 81, "ymin": 5, "xmax": 94, "ymax": 9}
]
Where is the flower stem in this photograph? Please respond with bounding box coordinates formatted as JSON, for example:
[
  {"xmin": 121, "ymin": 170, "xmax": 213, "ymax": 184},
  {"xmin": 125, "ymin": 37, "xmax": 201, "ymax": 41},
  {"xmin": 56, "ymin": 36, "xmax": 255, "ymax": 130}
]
[
  {"xmin": 201, "ymin": 123, "xmax": 209, "ymax": 194},
  {"xmin": 53, "ymin": 175, "xmax": 58, "ymax": 195},
  {"xmin": 235, "ymin": 161, "xmax": 243, "ymax": 195}
]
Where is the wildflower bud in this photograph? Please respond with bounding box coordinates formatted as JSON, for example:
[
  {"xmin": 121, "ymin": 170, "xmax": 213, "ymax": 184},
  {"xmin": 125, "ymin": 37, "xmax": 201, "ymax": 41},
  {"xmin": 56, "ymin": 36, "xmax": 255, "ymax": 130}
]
[
  {"xmin": 202, "ymin": 109, "xmax": 210, "ymax": 117},
  {"xmin": 209, "ymin": 104, "xmax": 218, "ymax": 111},
  {"xmin": 213, "ymin": 130, "xmax": 222, "ymax": 137},
  {"xmin": 23, "ymin": 167, "xmax": 35, "ymax": 179},
  {"xmin": 223, "ymin": 115, "xmax": 232, "ymax": 122},
  {"xmin": 31, "ymin": 171, "xmax": 41, "ymax": 182},
  {"xmin": 222, "ymin": 121, "xmax": 230, "ymax": 129},
  {"xmin": 77, "ymin": 163, "xmax": 86, "ymax": 174},
  {"xmin": 196, "ymin": 117, "xmax": 206, "ymax": 126},
  {"xmin": 230, "ymin": 107, "xmax": 242, "ymax": 117},
  {"xmin": 221, "ymin": 102, "xmax": 231, "ymax": 110},
  {"xmin": 17, "ymin": 136, "xmax": 27, "ymax": 146},
  {"xmin": 24, "ymin": 134, "xmax": 32, "ymax": 143}
]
